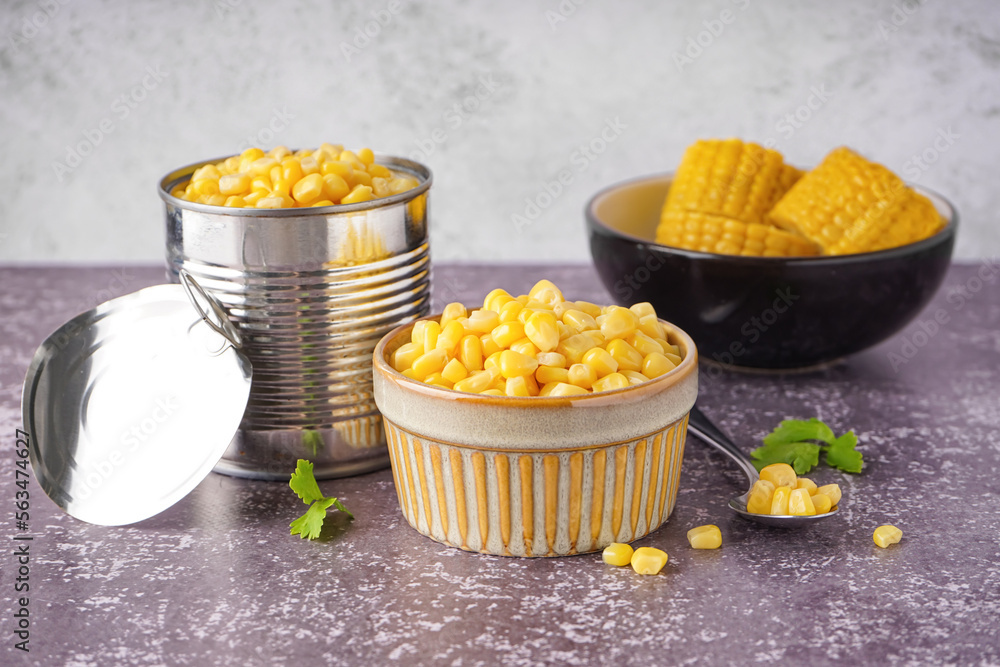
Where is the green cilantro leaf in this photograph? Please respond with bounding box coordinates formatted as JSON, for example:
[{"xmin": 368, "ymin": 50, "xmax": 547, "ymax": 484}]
[
  {"xmin": 825, "ymin": 431, "xmax": 863, "ymax": 473},
  {"xmin": 290, "ymin": 497, "xmax": 338, "ymax": 540},
  {"xmin": 762, "ymin": 418, "xmax": 835, "ymax": 447},
  {"xmin": 750, "ymin": 440, "xmax": 821, "ymax": 475},
  {"xmin": 290, "ymin": 459, "xmax": 324, "ymax": 504},
  {"xmin": 751, "ymin": 418, "xmax": 864, "ymax": 476},
  {"xmin": 289, "ymin": 459, "xmax": 352, "ymax": 540}
]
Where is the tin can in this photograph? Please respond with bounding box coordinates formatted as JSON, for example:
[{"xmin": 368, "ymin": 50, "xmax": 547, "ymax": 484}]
[{"xmin": 158, "ymin": 155, "xmax": 431, "ymax": 480}]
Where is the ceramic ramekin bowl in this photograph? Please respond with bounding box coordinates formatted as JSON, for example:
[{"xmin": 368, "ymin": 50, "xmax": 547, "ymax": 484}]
[{"xmin": 372, "ymin": 315, "xmax": 699, "ymax": 557}]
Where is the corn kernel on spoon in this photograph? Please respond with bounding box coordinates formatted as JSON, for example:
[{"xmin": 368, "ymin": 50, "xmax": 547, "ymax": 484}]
[{"xmin": 687, "ymin": 406, "xmax": 838, "ymax": 528}]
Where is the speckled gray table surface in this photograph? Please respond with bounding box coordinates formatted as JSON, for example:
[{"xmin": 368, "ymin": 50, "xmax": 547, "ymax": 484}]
[{"xmin": 1, "ymin": 264, "xmax": 998, "ymax": 667}]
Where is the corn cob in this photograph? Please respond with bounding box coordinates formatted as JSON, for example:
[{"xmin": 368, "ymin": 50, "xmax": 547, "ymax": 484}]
[
  {"xmin": 660, "ymin": 138, "xmax": 803, "ymax": 228},
  {"xmin": 656, "ymin": 209, "xmax": 820, "ymax": 257},
  {"xmin": 769, "ymin": 147, "xmax": 943, "ymax": 255}
]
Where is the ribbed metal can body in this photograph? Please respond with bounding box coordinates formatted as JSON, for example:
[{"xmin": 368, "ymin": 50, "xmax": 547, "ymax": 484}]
[{"xmin": 159, "ymin": 156, "xmax": 431, "ymax": 480}]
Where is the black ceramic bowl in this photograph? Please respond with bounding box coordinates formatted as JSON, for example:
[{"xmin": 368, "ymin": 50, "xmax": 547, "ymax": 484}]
[{"xmin": 586, "ymin": 173, "xmax": 958, "ymax": 369}]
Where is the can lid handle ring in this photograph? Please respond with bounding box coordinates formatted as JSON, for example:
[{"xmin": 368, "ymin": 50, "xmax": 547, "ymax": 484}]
[{"xmin": 179, "ymin": 270, "xmax": 242, "ymax": 349}]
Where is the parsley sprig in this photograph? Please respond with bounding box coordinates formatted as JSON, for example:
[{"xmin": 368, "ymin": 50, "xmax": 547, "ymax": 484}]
[
  {"xmin": 289, "ymin": 459, "xmax": 352, "ymax": 540},
  {"xmin": 750, "ymin": 418, "xmax": 863, "ymax": 475}
]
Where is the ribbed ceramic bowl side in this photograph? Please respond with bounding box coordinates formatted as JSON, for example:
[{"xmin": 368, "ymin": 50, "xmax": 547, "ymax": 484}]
[{"xmin": 384, "ymin": 415, "xmax": 689, "ymax": 556}]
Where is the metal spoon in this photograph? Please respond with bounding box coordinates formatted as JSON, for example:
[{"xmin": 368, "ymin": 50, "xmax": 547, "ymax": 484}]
[{"xmin": 687, "ymin": 405, "xmax": 838, "ymax": 528}]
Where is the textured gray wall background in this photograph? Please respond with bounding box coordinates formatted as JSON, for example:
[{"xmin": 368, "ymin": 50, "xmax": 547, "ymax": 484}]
[{"xmin": 1, "ymin": 0, "xmax": 997, "ymax": 263}]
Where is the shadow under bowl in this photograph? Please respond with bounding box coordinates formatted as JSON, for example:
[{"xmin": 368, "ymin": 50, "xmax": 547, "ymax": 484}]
[{"xmin": 586, "ymin": 173, "xmax": 957, "ymax": 369}]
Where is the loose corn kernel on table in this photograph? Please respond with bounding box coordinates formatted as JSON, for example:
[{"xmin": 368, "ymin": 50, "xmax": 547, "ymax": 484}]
[{"xmin": 2, "ymin": 263, "xmax": 998, "ymax": 666}]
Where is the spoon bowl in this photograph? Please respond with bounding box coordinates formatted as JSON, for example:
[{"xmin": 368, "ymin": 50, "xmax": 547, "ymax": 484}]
[{"xmin": 687, "ymin": 406, "xmax": 838, "ymax": 528}]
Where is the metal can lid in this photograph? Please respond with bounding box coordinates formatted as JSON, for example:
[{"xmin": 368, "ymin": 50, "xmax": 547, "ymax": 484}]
[{"xmin": 21, "ymin": 273, "xmax": 252, "ymax": 526}]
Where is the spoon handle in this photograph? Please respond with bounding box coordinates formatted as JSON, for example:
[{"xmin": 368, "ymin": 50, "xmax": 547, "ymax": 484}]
[{"xmin": 687, "ymin": 406, "xmax": 760, "ymax": 486}]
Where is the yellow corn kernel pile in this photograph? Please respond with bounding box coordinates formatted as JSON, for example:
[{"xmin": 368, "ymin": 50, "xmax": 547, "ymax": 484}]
[
  {"xmin": 171, "ymin": 144, "xmax": 420, "ymax": 209},
  {"xmin": 655, "ymin": 139, "xmax": 944, "ymax": 257},
  {"xmin": 769, "ymin": 146, "xmax": 943, "ymax": 255},
  {"xmin": 873, "ymin": 524, "xmax": 903, "ymax": 548},
  {"xmin": 745, "ymin": 463, "xmax": 841, "ymax": 516},
  {"xmin": 686, "ymin": 524, "xmax": 722, "ymax": 549},
  {"xmin": 392, "ymin": 280, "xmax": 684, "ymax": 396}
]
